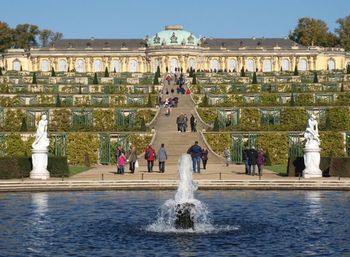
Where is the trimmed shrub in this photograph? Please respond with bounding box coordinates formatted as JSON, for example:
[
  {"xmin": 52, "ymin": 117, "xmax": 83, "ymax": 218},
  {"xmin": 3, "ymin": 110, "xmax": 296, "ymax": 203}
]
[
  {"xmin": 93, "ymin": 72, "xmax": 98, "ymax": 84},
  {"xmin": 252, "ymin": 72, "xmax": 257, "ymax": 84},
  {"xmin": 104, "ymin": 67, "xmax": 109, "ymax": 77},
  {"xmin": 32, "ymin": 72, "xmax": 37, "ymax": 84}
]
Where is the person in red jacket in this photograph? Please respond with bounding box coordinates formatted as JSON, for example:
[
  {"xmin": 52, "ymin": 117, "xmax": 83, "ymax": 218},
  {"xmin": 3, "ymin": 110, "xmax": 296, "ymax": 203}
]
[{"xmin": 144, "ymin": 144, "xmax": 156, "ymax": 172}]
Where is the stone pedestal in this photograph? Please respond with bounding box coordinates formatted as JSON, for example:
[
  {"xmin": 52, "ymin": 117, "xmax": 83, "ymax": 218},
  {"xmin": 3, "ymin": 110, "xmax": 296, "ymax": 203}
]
[
  {"xmin": 303, "ymin": 147, "xmax": 322, "ymax": 178},
  {"xmin": 30, "ymin": 148, "xmax": 50, "ymax": 180}
]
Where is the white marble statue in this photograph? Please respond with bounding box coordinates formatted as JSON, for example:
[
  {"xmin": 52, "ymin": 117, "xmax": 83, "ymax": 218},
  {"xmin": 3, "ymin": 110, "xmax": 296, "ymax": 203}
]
[
  {"xmin": 32, "ymin": 114, "xmax": 50, "ymax": 150},
  {"xmin": 303, "ymin": 114, "xmax": 322, "ymax": 178},
  {"xmin": 30, "ymin": 114, "xmax": 50, "ymax": 179}
]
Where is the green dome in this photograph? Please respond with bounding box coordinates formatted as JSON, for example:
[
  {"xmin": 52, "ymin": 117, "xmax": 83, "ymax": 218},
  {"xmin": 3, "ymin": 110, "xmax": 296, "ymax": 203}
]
[{"xmin": 148, "ymin": 25, "xmax": 200, "ymax": 47}]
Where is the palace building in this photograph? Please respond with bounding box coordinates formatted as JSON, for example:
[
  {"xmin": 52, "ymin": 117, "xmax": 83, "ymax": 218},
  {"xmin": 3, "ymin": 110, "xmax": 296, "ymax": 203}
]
[{"xmin": 1, "ymin": 25, "xmax": 349, "ymax": 73}]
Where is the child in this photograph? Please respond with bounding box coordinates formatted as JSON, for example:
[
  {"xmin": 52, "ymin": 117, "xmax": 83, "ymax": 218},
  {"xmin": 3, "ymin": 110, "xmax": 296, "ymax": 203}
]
[{"xmin": 117, "ymin": 151, "xmax": 127, "ymax": 174}]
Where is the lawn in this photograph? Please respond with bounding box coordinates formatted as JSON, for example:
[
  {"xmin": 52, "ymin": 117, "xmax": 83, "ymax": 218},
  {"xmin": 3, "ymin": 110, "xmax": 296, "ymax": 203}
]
[
  {"xmin": 265, "ymin": 165, "xmax": 287, "ymax": 175},
  {"xmin": 69, "ymin": 166, "xmax": 91, "ymax": 176}
]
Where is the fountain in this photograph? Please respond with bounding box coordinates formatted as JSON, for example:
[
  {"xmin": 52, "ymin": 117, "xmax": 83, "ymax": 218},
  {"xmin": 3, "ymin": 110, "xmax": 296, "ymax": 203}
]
[{"xmin": 147, "ymin": 154, "xmax": 212, "ymax": 232}]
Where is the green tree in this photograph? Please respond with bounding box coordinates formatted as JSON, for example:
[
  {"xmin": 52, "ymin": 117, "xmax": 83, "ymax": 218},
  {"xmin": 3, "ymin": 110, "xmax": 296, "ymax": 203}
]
[
  {"xmin": 156, "ymin": 66, "xmax": 160, "ymax": 77},
  {"xmin": 293, "ymin": 65, "xmax": 299, "ymax": 76},
  {"xmin": 192, "ymin": 73, "xmax": 197, "ymax": 84},
  {"xmin": 104, "ymin": 67, "xmax": 109, "ymax": 77},
  {"xmin": 93, "ymin": 72, "xmax": 98, "ymax": 84},
  {"xmin": 0, "ymin": 67, "xmax": 2, "ymax": 76},
  {"xmin": 51, "ymin": 67, "xmax": 56, "ymax": 77},
  {"xmin": 20, "ymin": 117, "xmax": 27, "ymax": 132},
  {"xmin": 252, "ymin": 71, "xmax": 257, "ymax": 84},
  {"xmin": 39, "ymin": 29, "xmax": 53, "ymax": 47},
  {"xmin": 189, "ymin": 67, "xmax": 193, "ymax": 77},
  {"xmin": 153, "ymin": 71, "xmax": 159, "ymax": 85},
  {"xmin": 202, "ymin": 94, "xmax": 209, "ymax": 107},
  {"xmin": 240, "ymin": 66, "xmax": 245, "ymax": 77},
  {"xmin": 147, "ymin": 93, "xmax": 153, "ymax": 107},
  {"xmin": 32, "ymin": 72, "xmax": 37, "ymax": 84},
  {"xmin": 13, "ymin": 23, "xmax": 40, "ymax": 49},
  {"xmin": 55, "ymin": 94, "xmax": 61, "ymax": 107},
  {"xmin": 0, "ymin": 21, "xmax": 13, "ymax": 52},
  {"xmin": 313, "ymin": 72, "xmax": 318, "ymax": 83},
  {"xmin": 336, "ymin": 15, "xmax": 350, "ymax": 51},
  {"xmin": 347, "ymin": 64, "xmax": 350, "ymax": 74},
  {"xmin": 289, "ymin": 17, "xmax": 338, "ymax": 47}
]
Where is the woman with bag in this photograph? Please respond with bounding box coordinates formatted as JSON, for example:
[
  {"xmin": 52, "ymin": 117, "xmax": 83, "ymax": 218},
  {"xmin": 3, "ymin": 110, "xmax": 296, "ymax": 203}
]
[{"xmin": 127, "ymin": 144, "xmax": 138, "ymax": 174}]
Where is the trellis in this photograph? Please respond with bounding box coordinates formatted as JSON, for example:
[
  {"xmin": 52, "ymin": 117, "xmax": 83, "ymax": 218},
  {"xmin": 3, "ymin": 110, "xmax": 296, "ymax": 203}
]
[
  {"xmin": 288, "ymin": 132, "xmax": 304, "ymax": 158},
  {"xmin": 27, "ymin": 109, "xmax": 49, "ymax": 130},
  {"xmin": 116, "ymin": 109, "xmax": 136, "ymax": 129},
  {"xmin": 99, "ymin": 133, "xmax": 129, "ymax": 164},
  {"xmin": 260, "ymin": 108, "xmax": 281, "ymax": 125},
  {"xmin": 217, "ymin": 108, "xmax": 239, "ymax": 129},
  {"xmin": 231, "ymin": 133, "xmax": 257, "ymax": 163},
  {"xmin": 72, "ymin": 110, "xmax": 93, "ymax": 130}
]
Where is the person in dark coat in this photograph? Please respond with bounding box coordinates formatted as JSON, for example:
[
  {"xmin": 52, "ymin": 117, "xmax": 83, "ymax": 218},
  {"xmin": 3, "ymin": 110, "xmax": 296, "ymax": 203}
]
[
  {"xmin": 187, "ymin": 141, "xmax": 202, "ymax": 173},
  {"xmin": 242, "ymin": 146, "xmax": 249, "ymax": 175},
  {"xmin": 201, "ymin": 148, "xmax": 208, "ymax": 170},
  {"xmin": 157, "ymin": 143, "xmax": 168, "ymax": 173},
  {"xmin": 247, "ymin": 146, "xmax": 258, "ymax": 176},
  {"xmin": 144, "ymin": 144, "xmax": 156, "ymax": 173},
  {"xmin": 190, "ymin": 114, "xmax": 197, "ymax": 132}
]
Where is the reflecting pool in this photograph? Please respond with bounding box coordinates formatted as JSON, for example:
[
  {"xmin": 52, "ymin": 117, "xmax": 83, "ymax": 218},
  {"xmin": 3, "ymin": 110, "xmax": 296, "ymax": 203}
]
[{"xmin": 0, "ymin": 191, "xmax": 349, "ymax": 257}]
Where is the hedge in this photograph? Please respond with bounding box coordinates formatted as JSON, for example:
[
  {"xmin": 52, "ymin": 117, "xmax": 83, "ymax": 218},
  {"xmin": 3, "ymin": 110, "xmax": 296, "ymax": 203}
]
[{"xmin": 0, "ymin": 156, "xmax": 69, "ymax": 179}]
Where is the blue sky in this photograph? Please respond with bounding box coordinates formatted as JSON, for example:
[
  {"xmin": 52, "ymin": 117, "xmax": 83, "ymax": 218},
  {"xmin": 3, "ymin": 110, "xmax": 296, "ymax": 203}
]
[{"xmin": 1, "ymin": 0, "xmax": 349, "ymax": 39}]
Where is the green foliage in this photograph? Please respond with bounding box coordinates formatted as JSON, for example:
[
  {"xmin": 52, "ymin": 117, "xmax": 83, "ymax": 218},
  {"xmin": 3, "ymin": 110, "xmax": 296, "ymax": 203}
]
[
  {"xmin": 104, "ymin": 67, "xmax": 109, "ymax": 77},
  {"xmin": 256, "ymin": 133, "xmax": 289, "ymax": 165},
  {"xmin": 238, "ymin": 108, "xmax": 260, "ymax": 131},
  {"xmin": 0, "ymin": 68, "xmax": 2, "ymax": 76},
  {"xmin": 50, "ymin": 109, "xmax": 72, "ymax": 131},
  {"xmin": 280, "ymin": 108, "xmax": 307, "ymax": 131},
  {"xmin": 196, "ymin": 108, "xmax": 217, "ymax": 124},
  {"xmin": 93, "ymin": 72, "xmax": 98, "ymax": 84},
  {"xmin": 4, "ymin": 134, "xmax": 33, "ymax": 156},
  {"xmin": 128, "ymin": 134, "xmax": 152, "ymax": 154},
  {"xmin": 313, "ymin": 72, "xmax": 318, "ymax": 83},
  {"xmin": 200, "ymin": 94, "xmax": 209, "ymax": 107},
  {"xmin": 147, "ymin": 93, "xmax": 153, "ymax": 107},
  {"xmin": 261, "ymin": 93, "xmax": 278, "ymax": 106},
  {"xmin": 320, "ymin": 132, "xmax": 345, "ymax": 157},
  {"xmin": 240, "ymin": 66, "xmax": 246, "ymax": 77},
  {"xmin": 137, "ymin": 109, "xmax": 156, "ymax": 125},
  {"xmin": 51, "ymin": 67, "xmax": 56, "ymax": 77},
  {"xmin": 189, "ymin": 67, "xmax": 193, "ymax": 77},
  {"xmin": 55, "ymin": 94, "xmax": 61, "ymax": 107},
  {"xmin": 347, "ymin": 64, "xmax": 350, "ymax": 74},
  {"xmin": 20, "ymin": 117, "xmax": 27, "ymax": 132},
  {"xmin": 204, "ymin": 133, "xmax": 231, "ymax": 155},
  {"xmin": 3, "ymin": 109, "xmax": 25, "ymax": 132},
  {"xmin": 293, "ymin": 65, "xmax": 299, "ymax": 76},
  {"xmin": 336, "ymin": 15, "xmax": 350, "ymax": 51},
  {"xmin": 153, "ymin": 71, "xmax": 159, "ymax": 85},
  {"xmin": 252, "ymin": 72, "xmax": 257, "ymax": 84},
  {"xmin": 32, "ymin": 72, "xmax": 37, "ymax": 84},
  {"xmin": 326, "ymin": 107, "xmax": 350, "ymax": 131},
  {"xmin": 93, "ymin": 109, "xmax": 114, "ymax": 131},
  {"xmin": 67, "ymin": 133, "xmax": 99, "ymax": 165},
  {"xmin": 192, "ymin": 73, "xmax": 197, "ymax": 84},
  {"xmin": 295, "ymin": 93, "xmax": 313, "ymax": 106}
]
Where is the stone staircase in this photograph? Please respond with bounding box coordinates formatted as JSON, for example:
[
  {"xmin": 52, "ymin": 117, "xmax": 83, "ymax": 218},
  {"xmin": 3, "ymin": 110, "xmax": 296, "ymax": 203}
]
[{"xmin": 150, "ymin": 83, "xmax": 223, "ymax": 164}]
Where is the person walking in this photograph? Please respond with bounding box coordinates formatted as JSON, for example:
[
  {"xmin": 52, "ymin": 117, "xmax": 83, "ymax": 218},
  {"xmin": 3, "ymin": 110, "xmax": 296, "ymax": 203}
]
[
  {"xmin": 257, "ymin": 148, "xmax": 266, "ymax": 176},
  {"xmin": 157, "ymin": 143, "xmax": 168, "ymax": 173},
  {"xmin": 247, "ymin": 146, "xmax": 258, "ymax": 176},
  {"xmin": 190, "ymin": 114, "xmax": 197, "ymax": 132},
  {"xmin": 127, "ymin": 144, "xmax": 137, "ymax": 173},
  {"xmin": 115, "ymin": 145, "xmax": 122, "ymax": 163},
  {"xmin": 201, "ymin": 148, "xmax": 208, "ymax": 170},
  {"xmin": 224, "ymin": 147, "xmax": 231, "ymax": 167},
  {"xmin": 242, "ymin": 146, "xmax": 249, "ymax": 175},
  {"xmin": 117, "ymin": 151, "xmax": 127, "ymax": 174},
  {"xmin": 144, "ymin": 144, "xmax": 156, "ymax": 173},
  {"xmin": 187, "ymin": 141, "xmax": 202, "ymax": 173},
  {"xmin": 184, "ymin": 114, "xmax": 188, "ymax": 132}
]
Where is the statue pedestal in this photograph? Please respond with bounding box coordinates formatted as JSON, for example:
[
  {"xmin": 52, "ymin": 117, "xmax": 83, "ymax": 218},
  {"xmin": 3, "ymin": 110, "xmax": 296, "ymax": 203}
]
[
  {"xmin": 30, "ymin": 148, "xmax": 50, "ymax": 180},
  {"xmin": 303, "ymin": 147, "xmax": 322, "ymax": 178}
]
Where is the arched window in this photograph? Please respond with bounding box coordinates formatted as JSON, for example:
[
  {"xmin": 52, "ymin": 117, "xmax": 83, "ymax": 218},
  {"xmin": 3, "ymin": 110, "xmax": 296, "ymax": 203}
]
[
  {"xmin": 262, "ymin": 59, "xmax": 272, "ymax": 72},
  {"xmin": 75, "ymin": 59, "xmax": 85, "ymax": 73},
  {"xmin": 170, "ymin": 58, "xmax": 178, "ymax": 73},
  {"xmin": 187, "ymin": 58, "xmax": 196, "ymax": 70},
  {"xmin": 129, "ymin": 59, "xmax": 138, "ymax": 72},
  {"xmin": 93, "ymin": 60, "xmax": 102, "ymax": 72},
  {"xmin": 227, "ymin": 59, "xmax": 237, "ymax": 71},
  {"xmin": 111, "ymin": 60, "xmax": 121, "ymax": 72},
  {"xmin": 209, "ymin": 59, "xmax": 220, "ymax": 72},
  {"xmin": 152, "ymin": 59, "xmax": 160, "ymax": 73},
  {"xmin": 13, "ymin": 60, "xmax": 21, "ymax": 71},
  {"xmin": 281, "ymin": 59, "xmax": 290, "ymax": 71},
  {"xmin": 58, "ymin": 59, "xmax": 67, "ymax": 72},
  {"xmin": 298, "ymin": 59, "xmax": 307, "ymax": 71},
  {"xmin": 246, "ymin": 59, "xmax": 254, "ymax": 72},
  {"xmin": 327, "ymin": 59, "xmax": 335, "ymax": 70},
  {"xmin": 41, "ymin": 59, "xmax": 50, "ymax": 72}
]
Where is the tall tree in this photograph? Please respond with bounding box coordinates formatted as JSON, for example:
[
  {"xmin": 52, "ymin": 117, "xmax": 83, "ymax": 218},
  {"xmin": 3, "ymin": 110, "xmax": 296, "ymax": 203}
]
[
  {"xmin": 289, "ymin": 17, "xmax": 338, "ymax": 47},
  {"xmin": 336, "ymin": 15, "xmax": 350, "ymax": 51},
  {"xmin": 0, "ymin": 21, "xmax": 13, "ymax": 52},
  {"xmin": 104, "ymin": 67, "xmax": 109, "ymax": 77},
  {"xmin": 39, "ymin": 29, "xmax": 53, "ymax": 47},
  {"xmin": 252, "ymin": 72, "xmax": 257, "ymax": 84},
  {"xmin": 13, "ymin": 23, "xmax": 40, "ymax": 49}
]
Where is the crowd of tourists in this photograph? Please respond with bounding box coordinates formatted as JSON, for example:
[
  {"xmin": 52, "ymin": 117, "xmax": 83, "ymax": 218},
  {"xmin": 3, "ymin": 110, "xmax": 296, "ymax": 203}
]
[
  {"xmin": 176, "ymin": 113, "xmax": 197, "ymax": 132},
  {"xmin": 242, "ymin": 146, "xmax": 266, "ymax": 176}
]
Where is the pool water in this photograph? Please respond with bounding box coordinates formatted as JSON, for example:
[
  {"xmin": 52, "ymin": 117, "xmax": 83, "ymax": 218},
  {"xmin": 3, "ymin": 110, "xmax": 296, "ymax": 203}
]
[{"xmin": 0, "ymin": 191, "xmax": 349, "ymax": 257}]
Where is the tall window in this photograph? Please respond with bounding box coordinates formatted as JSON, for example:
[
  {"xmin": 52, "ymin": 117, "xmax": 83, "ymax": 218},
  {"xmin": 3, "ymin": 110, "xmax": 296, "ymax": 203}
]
[
  {"xmin": 262, "ymin": 59, "xmax": 272, "ymax": 72},
  {"xmin": 209, "ymin": 59, "xmax": 220, "ymax": 72},
  {"xmin": 298, "ymin": 59, "xmax": 307, "ymax": 71},
  {"xmin": 152, "ymin": 59, "xmax": 160, "ymax": 73},
  {"xmin": 76, "ymin": 59, "xmax": 85, "ymax": 73},
  {"xmin": 13, "ymin": 60, "xmax": 21, "ymax": 71},
  {"xmin": 170, "ymin": 58, "xmax": 178, "ymax": 73},
  {"xmin": 129, "ymin": 59, "xmax": 138, "ymax": 72},
  {"xmin": 41, "ymin": 60, "xmax": 50, "ymax": 72},
  {"xmin": 187, "ymin": 58, "xmax": 196, "ymax": 70},
  {"xmin": 58, "ymin": 59, "xmax": 67, "ymax": 72},
  {"xmin": 227, "ymin": 59, "xmax": 237, "ymax": 71},
  {"xmin": 281, "ymin": 59, "xmax": 290, "ymax": 71},
  {"xmin": 94, "ymin": 60, "xmax": 102, "ymax": 72},
  {"xmin": 327, "ymin": 59, "xmax": 335, "ymax": 70},
  {"xmin": 246, "ymin": 59, "xmax": 254, "ymax": 72},
  {"xmin": 111, "ymin": 60, "xmax": 121, "ymax": 72}
]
